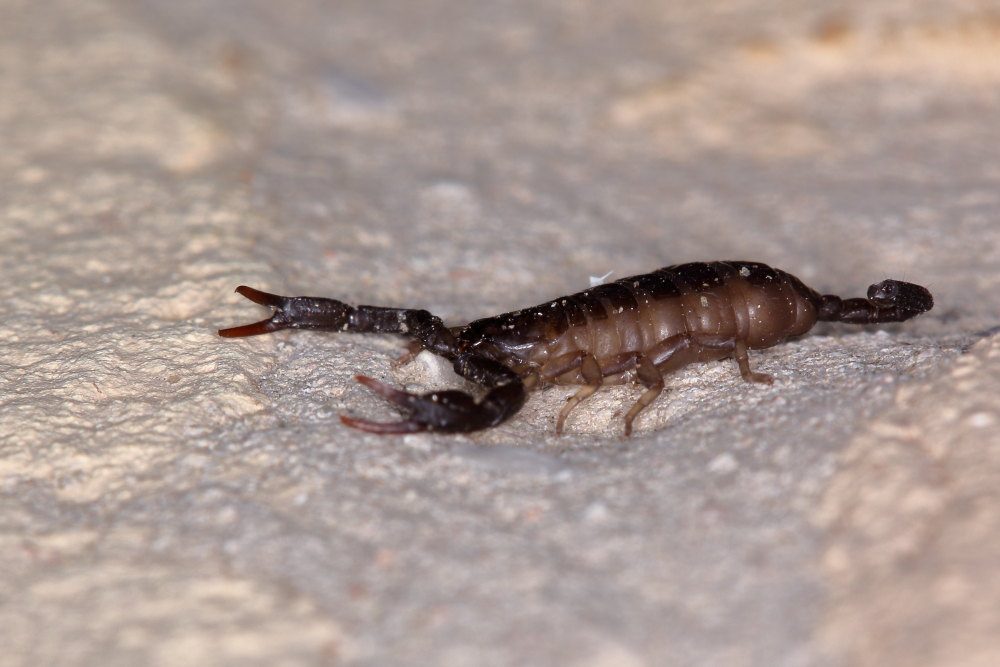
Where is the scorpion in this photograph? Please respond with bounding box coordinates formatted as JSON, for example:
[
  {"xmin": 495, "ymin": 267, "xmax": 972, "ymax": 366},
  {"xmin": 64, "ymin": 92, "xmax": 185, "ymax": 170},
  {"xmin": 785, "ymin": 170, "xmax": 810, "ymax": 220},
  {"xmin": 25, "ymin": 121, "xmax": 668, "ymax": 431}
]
[{"xmin": 220, "ymin": 261, "xmax": 933, "ymax": 436}]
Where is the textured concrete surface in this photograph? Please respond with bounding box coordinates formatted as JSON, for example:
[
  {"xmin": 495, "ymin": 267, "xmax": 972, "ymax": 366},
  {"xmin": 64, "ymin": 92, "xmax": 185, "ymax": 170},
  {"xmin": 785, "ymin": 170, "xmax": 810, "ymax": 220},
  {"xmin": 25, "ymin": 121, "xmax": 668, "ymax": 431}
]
[{"xmin": 2, "ymin": 1, "xmax": 999, "ymax": 665}]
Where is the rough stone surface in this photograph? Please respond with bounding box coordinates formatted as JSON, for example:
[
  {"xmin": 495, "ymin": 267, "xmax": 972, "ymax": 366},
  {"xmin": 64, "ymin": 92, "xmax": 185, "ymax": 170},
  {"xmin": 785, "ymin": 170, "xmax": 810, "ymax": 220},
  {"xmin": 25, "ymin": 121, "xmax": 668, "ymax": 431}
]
[{"xmin": 2, "ymin": 1, "xmax": 998, "ymax": 665}]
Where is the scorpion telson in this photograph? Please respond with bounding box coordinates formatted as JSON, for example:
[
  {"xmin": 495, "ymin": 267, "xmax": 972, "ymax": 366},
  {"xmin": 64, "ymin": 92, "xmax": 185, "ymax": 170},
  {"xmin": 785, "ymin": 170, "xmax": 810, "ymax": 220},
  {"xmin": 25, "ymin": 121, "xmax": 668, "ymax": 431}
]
[{"xmin": 219, "ymin": 261, "xmax": 933, "ymax": 435}]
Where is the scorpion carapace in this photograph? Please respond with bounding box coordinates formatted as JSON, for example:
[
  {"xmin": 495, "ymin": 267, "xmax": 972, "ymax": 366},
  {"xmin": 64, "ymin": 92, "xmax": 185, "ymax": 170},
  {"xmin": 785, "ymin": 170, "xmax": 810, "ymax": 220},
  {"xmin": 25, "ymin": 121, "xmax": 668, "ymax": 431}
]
[{"xmin": 219, "ymin": 261, "xmax": 933, "ymax": 436}]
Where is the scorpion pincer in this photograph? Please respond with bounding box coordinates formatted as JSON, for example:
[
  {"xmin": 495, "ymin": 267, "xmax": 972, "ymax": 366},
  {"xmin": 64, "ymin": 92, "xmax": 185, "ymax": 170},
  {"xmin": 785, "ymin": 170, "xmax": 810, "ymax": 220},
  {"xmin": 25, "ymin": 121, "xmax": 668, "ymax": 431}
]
[{"xmin": 219, "ymin": 261, "xmax": 933, "ymax": 436}]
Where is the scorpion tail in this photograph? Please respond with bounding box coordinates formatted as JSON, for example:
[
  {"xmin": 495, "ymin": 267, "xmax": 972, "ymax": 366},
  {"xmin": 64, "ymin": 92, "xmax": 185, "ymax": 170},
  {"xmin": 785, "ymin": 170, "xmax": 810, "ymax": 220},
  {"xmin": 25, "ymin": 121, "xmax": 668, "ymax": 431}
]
[
  {"xmin": 340, "ymin": 374, "xmax": 525, "ymax": 434},
  {"xmin": 817, "ymin": 279, "xmax": 934, "ymax": 325}
]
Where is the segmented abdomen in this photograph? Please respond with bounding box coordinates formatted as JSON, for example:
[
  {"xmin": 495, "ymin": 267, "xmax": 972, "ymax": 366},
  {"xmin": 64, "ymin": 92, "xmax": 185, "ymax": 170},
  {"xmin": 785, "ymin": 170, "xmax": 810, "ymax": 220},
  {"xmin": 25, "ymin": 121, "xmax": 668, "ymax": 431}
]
[{"xmin": 461, "ymin": 261, "xmax": 822, "ymax": 384}]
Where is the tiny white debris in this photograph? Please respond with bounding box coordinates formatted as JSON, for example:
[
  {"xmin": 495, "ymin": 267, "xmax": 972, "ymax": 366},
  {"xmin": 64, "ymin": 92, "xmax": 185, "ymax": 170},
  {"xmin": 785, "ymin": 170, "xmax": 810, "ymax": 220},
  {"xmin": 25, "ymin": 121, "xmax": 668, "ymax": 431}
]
[
  {"xmin": 583, "ymin": 501, "xmax": 610, "ymax": 522},
  {"xmin": 403, "ymin": 433, "xmax": 433, "ymax": 450},
  {"xmin": 968, "ymin": 411, "xmax": 995, "ymax": 428},
  {"xmin": 700, "ymin": 295, "xmax": 709, "ymax": 307},
  {"xmin": 589, "ymin": 270, "xmax": 614, "ymax": 287},
  {"xmin": 707, "ymin": 452, "xmax": 738, "ymax": 474},
  {"xmin": 739, "ymin": 266, "xmax": 751, "ymax": 277}
]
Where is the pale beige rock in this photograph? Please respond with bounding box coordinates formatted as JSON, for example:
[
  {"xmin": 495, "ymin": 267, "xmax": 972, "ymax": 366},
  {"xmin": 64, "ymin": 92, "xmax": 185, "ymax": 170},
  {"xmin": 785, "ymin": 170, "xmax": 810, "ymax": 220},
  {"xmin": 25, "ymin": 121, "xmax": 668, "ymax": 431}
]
[{"xmin": 819, "ymin": 335, "xmax": 1000, "ymax": 667}]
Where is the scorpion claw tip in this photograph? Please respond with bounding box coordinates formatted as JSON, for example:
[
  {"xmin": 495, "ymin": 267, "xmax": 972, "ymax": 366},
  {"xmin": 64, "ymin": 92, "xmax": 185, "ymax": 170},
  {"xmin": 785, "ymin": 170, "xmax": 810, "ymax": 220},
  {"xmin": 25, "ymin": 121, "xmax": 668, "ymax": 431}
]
[
  {"xmin": 339, "ymin": 414, "xmax": 427, "ymax": 434},
  {"xmin": 354, "ymin": 375, "xmax": 420, "ymax": 407},
  {"xmin": 218, "ymin": 319, "xmax": 283, "ymax": 337},
  {"xmin": 234, "ymin": 285, "xmax": 286, "ymax": 308}
]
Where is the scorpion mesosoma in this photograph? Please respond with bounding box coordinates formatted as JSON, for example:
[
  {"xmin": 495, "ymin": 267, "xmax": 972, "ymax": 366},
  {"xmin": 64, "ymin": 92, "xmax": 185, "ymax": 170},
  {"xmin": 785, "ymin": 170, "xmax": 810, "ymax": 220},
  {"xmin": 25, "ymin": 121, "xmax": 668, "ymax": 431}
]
[{"xmin": 219, "ymin": 261, "xmax": 933, "ymax": 436}]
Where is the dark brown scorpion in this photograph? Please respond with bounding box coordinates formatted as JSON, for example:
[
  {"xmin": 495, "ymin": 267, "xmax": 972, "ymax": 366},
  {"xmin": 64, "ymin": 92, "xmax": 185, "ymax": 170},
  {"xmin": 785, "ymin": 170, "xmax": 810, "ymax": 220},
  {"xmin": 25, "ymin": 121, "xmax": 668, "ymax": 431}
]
[{"xmin": 220, "ymin": 261, "xmax": 933, "ymax": 435}]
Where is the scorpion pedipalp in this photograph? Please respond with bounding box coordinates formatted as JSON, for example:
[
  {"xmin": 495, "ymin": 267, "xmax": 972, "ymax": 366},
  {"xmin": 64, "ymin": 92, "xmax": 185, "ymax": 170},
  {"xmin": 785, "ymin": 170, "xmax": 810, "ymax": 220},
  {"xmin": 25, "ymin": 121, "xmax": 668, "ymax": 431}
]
[
  {"xmin": 338, "ymin": 376, "xmax": 431, "ymax": 433},
  {"xmin": 218, "ymin": 286, "xmax": 290, "ymax": 337},
  {"xmin": 341, "ymin": 375, "xmax": 512, "ymax": 434}
]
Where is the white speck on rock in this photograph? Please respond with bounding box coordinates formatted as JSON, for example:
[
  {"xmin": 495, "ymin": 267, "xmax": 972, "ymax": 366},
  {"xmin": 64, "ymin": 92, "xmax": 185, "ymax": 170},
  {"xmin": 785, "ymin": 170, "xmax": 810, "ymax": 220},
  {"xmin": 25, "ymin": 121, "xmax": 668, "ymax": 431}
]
[
  {"xmin": 967, "ymin": 411, "xmax": 995, "ymax": 428},
  {"xmin": 708, "ymin": 452, "xmax": 738, "ymax": 474},
  {"xmin": 583, "ymin": 501, "xmax": 610, "ymax": 522}
]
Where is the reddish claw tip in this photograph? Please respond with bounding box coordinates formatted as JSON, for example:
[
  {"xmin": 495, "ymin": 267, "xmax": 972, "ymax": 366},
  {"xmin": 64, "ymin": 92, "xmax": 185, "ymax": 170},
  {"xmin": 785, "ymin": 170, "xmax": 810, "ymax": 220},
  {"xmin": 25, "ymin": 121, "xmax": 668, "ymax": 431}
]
[
  {"xmin": 340, "ymin": 414, "xmax": 427, "ymax": 434},
  {"xmin": 219, "ymin": 286, "xmax": 290, "ymax": 337},
  {"xmin": 342, "ymin": 376, "xmax": 429, "ymax": 433},
  {"xmin": 354, "ymin": 375, "xmax": 419, "ymax": 408},
  {"xmin": 234, "ymin": 285, "xmax": 286, "ymax": 307},
  {"xmin": 218, "ymin": 319, "xmax": 282, "ymax": 337}
]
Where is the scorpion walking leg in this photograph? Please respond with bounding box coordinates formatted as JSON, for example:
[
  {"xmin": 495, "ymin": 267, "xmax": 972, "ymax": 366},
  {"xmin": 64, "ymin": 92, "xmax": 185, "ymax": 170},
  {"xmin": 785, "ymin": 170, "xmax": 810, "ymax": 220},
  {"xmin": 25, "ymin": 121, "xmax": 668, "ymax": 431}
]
[
  {"xmin": 622, "ymin": 356, "xmax": 664, "ymax": 436},
  {"xmin": 601, "ymin": 352, "xmax": 664, "ymax": 436},
  {"xmin": 531, "ymin": 352, "xmax": 604, "ymax": 433},
  {"xmin": 553, "ymin": 355, "xmax": 603, "ymax": 434},
  {"xmin": 690, "ymin": 334, "xmax": 774, "ymax": 385},
  {"xmin": 731, "ymin": 340, "xmax": 774, "ymax": 384}
]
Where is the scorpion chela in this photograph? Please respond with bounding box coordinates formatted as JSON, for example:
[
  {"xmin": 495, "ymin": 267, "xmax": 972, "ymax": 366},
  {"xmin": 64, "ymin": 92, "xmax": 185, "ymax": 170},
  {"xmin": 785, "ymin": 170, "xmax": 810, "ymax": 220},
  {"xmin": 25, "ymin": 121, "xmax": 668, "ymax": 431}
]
[{"xmin": 220, "ymin": 261, "xmax": 933, "ymax": 435}]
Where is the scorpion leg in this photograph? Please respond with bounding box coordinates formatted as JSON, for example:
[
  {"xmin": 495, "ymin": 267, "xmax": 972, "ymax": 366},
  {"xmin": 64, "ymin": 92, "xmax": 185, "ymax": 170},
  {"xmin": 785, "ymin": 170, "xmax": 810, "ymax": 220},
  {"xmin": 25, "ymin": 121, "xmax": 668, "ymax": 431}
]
[
  {"xmin": 531, "ymin": 351, "xmax": 604, "ymax": 433},
  {"xmin": 601, "ymin": 352, "xmax": 665, "ymax": 436},
  {"xmin": 554, "ymin": 355, "xmax": 603, "ymax": 434},
  {"xmin": 391, "ymin": 339, "xmax": 425, "ymax": 368},
  {"xmin": 219, "ymin": 286, "xmax": 459, "ymax": 357},
  {"xmin": 622, "ymin": 356, "xmax": 664, "ymax": 436},
  {"xmin": 731, "ymin": 340, "xmax": 774, "ymax": 384},
  {"xmin": 691, "ymin": 334, "xmax": 774, "ymax": 384}
]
